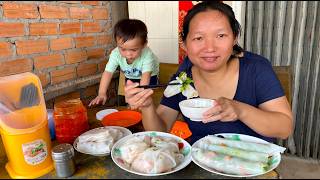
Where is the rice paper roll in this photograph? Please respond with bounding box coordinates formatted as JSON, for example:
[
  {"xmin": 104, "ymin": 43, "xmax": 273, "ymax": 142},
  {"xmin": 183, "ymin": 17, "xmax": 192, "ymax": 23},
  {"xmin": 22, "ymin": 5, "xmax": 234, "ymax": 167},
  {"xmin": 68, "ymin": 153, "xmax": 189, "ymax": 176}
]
[
  {"xmin": 205, "ymin": 135, "xmax": 286, "ymax": 155},
  {"xmin": 118, "ymin": 136, "xmax": 150, "ymax": 164},
  {"xmin": 199, "ymin": 140, "xmax": 269, "ymax": 163},
  {"xmin": 131, "ymin": 147, "xmax": 177, "ymax": 174},
  {"xmin": 192, "ymin": 148, "xmax": 269, "ymax": 175},
  {"xmin": 151, "ymin": 136, "xmax": 180, "ymax": 153},
  {"xmin": 77, "ymin": 141, "xmax": 113, "ymax": 154}
]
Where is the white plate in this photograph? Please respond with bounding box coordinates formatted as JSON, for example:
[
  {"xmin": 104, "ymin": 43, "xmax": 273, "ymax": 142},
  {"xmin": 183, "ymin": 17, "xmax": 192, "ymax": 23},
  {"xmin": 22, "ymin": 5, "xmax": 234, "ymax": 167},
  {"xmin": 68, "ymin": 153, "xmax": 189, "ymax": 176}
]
[
  {"xmin": 111, "ymin": 131, "xmax": 192, "ymax": 176},
  {"xmin": 96, "ymin": 109, "xmax": 118, "ymax": 120},
  {"xmin": 74, "ymin": 126, "xmax": 132, "ymax": 156},
  {"xmin": 191, "ymin": 133, "xmax": 282, "ymax": 178}
]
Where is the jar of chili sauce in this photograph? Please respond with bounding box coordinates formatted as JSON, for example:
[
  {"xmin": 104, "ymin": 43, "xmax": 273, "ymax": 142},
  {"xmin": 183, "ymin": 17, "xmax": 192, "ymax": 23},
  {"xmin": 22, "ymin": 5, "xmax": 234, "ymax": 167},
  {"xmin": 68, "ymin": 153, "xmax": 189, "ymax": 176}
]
[{"xmin": 53, "ymin": 98, "xmax": 89, "ymax": 144}]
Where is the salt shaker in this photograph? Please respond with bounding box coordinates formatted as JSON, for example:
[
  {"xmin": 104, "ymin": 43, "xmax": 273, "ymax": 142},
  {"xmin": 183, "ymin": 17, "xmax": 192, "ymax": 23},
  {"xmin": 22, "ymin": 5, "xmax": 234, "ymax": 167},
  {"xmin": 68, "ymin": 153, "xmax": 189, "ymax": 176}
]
[{"xmin": 51, "ymin": 143, "xmax": 76, "ymax": 178}]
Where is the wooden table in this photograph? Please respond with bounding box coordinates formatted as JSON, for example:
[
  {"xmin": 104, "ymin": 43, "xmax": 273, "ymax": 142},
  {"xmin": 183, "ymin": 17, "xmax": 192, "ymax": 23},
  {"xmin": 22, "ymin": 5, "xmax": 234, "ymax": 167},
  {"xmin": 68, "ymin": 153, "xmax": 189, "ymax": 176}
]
[{"xmin": 0, "ymin": 106, "xmax": 280, "ymax": 179}]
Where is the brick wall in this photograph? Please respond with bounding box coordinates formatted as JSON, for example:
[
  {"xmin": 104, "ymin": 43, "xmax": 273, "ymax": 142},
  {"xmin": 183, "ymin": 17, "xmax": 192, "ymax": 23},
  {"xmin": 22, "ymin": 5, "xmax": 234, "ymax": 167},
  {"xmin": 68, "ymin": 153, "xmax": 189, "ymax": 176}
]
[{"xmin": 0, "ymin": 1, "xmax": 122, "ymax": 105}]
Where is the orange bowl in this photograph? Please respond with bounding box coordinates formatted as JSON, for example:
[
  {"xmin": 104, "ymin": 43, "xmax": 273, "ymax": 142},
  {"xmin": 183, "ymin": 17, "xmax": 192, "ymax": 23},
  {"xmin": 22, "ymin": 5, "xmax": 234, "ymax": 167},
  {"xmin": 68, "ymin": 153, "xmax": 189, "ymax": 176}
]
[
  {"xmin": 101, "ymin": 110, "xmax": 142, "ymax": 127},
  {"xmin": 170, "ymin": 120, "xmax": 192, "ymax": 139}
]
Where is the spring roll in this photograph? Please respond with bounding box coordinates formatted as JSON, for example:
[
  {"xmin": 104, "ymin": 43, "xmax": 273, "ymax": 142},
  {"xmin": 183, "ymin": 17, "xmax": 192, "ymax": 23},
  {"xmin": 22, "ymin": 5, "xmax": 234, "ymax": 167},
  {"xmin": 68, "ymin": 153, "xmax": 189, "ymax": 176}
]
[
  {"xmin": 205, "ymin": 135, "xmax": 286, "ymax": 155},
  {"xmin": 199, "ymin": 140, "xmax": 270, "ymax": 163},
  {"xmin": 192, "ymin": 148, "xmax": 269, "ymax": 175}
]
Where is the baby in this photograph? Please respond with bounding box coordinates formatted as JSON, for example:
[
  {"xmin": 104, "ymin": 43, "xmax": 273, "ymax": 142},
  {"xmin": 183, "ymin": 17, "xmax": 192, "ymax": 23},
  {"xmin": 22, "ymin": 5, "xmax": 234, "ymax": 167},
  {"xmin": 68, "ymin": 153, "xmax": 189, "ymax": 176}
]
[{"xmin": 89, "ymin": 19, "xmax": 159, "ymax": 106}]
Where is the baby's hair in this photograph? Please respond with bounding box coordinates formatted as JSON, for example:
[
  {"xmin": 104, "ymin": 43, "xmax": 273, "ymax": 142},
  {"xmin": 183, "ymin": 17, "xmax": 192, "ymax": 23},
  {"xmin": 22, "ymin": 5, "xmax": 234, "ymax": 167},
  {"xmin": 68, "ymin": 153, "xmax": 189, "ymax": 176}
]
[{"xmin": 113, "ymin": 19, "xmax": 148, "ymax": 44}]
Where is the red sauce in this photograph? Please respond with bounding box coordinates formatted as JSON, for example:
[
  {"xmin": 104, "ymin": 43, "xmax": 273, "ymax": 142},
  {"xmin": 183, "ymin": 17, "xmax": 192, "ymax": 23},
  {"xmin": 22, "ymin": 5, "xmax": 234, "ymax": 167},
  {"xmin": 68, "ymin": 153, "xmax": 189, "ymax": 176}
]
[{"xmin": 53, "ymin": 99, "xmax": 89, "ymax": 144}]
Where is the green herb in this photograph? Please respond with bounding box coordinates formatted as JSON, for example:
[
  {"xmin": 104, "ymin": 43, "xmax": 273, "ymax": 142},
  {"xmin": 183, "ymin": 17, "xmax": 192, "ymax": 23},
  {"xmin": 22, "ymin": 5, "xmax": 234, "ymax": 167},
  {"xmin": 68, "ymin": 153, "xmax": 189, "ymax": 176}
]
[{"xmin": 178, "ymin": 72, "xmax": 194, "ymax": 92}]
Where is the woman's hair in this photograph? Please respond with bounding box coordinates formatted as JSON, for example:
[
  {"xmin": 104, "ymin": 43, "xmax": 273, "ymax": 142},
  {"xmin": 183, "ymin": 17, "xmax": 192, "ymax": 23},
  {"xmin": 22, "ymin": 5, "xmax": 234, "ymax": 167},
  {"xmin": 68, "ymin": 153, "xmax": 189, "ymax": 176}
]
[
  {"xmin": 113, "ymin": 19, "xmax": 148, "ymax": 44},
  {"xmin": 181, "ymin": 1, "xmax": 243, "ymax": 56}
]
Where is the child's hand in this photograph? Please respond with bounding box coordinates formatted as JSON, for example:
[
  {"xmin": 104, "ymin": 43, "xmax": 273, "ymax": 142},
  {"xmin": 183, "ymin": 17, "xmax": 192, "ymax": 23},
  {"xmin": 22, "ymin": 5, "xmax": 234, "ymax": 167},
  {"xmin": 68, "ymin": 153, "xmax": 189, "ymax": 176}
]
[{"xmin": 88, "ymin": 94, "xmax": 107, "ymax": 107}]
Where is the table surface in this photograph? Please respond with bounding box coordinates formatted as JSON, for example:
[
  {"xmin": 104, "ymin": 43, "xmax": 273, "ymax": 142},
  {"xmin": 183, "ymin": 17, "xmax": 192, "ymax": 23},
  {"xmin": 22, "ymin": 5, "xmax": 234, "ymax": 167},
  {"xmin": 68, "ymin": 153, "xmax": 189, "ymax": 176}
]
[{"xmin": 0, "ymin": 106, "xmax": 279, "ymax": 179}]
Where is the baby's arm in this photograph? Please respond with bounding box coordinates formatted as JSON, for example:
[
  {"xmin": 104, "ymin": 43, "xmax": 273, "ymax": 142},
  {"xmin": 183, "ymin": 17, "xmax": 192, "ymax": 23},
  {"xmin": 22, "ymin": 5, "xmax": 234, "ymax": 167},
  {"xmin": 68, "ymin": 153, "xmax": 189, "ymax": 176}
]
[
  {"xmin": 89, "ymin": 71, "xmax": 113, "ymax": 106},
  {"xmin": 139, "ymin": 72, "xmax": 152, "ymax": 86}
]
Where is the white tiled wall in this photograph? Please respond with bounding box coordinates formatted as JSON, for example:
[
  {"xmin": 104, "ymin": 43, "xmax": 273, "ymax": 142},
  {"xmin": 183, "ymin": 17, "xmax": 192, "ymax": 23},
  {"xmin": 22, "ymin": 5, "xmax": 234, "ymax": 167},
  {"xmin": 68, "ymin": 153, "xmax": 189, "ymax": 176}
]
[
  {"xmin": 128, "ymin": 1, "xmax": 244, "ymax": 64},
  {"xmin": 128, "ymin": 1, "xmax": 179, "ymax": 64}
]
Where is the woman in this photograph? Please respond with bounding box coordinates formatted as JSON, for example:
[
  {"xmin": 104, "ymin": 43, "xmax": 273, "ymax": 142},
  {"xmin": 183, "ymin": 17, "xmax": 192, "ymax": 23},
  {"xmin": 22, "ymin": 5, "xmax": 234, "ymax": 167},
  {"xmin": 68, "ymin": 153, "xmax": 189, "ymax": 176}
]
[{"xmin": 124, "ymin": 1, "xmax": 293, "ymax": 144}]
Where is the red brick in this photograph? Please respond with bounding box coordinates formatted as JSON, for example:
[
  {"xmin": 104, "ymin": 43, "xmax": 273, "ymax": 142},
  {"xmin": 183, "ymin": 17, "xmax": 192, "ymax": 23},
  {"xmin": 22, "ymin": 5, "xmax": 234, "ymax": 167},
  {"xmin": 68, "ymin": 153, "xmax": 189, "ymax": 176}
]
[
  {"xmin": 77, "ymin": 63, "xmax": 97, "ymax": 77},
  {"xmin": 65, "ymin": 50, "xmax": 87, "ymax": 64},
  {"xmin": 37, "ymin": 73, "xmax": 50, "ymax": 87},
  {"xmin": 74, "ymin": 36, "xmax": 95, "ymax": 48},
  {"xmin": 29, "ymin": 23, "xmax": 58, "ymax": 36},
  {"xmin": 82, "ymin": 22, "xmax": 101, "ymax": 33},
  {"xmin": 92, "ymin": 8, "xmax": 108, "ymax": 20},
  {"xmin": 97, "ymin": 35, "xmax": 113, "ymax": 46},
  {"xmin": 0, "ymin": 58, "xmax": 32, "ymax": 77},
  {"xmin": 87, "ymin": 48, "xmax": 105, "ymax": 59},
  {"xmin": 34, "ymin": 54, "xmax": 64, "ymax": 69},
  {"xmin": 51, "ymin": 67, "xmax": 76, "ymax": 84},
  {"xmin": 98, "ymin": 60, "xmax": 107, "ymax": 72},
  {"xmin": 50, "ymin": 37, "xmax": 73, "ymax": 51},
  {"xmin": 102, "ymin": 21, "xmax": 112, "ymax": 33},
  {"xmin": 39, "ymin": 5, "xmax": 69, "ymax": 19},
  {"xmin": 3, "ymin": 2, "xmax": 39, "ymax": 19},
  {"xmin": 16, "ymin": 39, "xmax": 48, "ymax": 55},
  {"xmin": 70, "ymin": 7, "xmax": 91, "ymax": 19},
  {"xmin": 81, "ymin": 1, "xmax": 99, "ymax": 6},
  {"xmin": 60, "ymin": 22, "xmax": 81, "ymax": 34},
  {"xmin": 0, "ymin": 22, "xmax": 25, "ymax": 37},
  {"xmin": 0, "ymin": 42, "xmax": 12, "ymax": 57}
]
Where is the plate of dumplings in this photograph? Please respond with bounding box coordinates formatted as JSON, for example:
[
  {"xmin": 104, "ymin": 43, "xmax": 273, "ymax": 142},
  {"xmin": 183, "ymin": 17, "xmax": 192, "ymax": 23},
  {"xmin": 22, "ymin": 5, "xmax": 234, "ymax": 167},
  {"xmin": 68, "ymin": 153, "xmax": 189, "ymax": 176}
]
[{"xmin": 111, "ymin": 131, "xmax": 192, "ymax": 176}]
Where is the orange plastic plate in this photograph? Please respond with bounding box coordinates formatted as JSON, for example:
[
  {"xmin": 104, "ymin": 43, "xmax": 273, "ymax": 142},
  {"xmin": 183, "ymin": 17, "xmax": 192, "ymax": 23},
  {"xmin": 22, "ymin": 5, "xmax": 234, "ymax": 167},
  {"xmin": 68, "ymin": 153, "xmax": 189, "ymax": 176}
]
[
  {"xmin": 101, "ymin": 110, "xmax": 142, "ymax": 127},
  {"xmin": 170, "ymin": 120, "xmax": 192, "ymax": 139}
]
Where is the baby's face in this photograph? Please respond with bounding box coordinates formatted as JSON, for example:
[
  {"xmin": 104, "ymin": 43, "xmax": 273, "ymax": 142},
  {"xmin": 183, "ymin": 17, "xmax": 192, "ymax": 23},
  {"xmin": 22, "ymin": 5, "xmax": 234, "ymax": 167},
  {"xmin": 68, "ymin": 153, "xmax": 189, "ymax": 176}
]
[{"xmin": 117, "ymin": 37, "xmax": 145, "ymax": 64}]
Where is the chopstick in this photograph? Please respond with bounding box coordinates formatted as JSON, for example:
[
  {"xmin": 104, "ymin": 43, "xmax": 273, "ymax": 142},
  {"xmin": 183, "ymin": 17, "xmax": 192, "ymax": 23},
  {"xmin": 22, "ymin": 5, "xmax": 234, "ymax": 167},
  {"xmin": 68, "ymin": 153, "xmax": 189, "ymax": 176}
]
[{"xmin": 137, "ymin": 82, "xmax": 181, "ymax": 89}]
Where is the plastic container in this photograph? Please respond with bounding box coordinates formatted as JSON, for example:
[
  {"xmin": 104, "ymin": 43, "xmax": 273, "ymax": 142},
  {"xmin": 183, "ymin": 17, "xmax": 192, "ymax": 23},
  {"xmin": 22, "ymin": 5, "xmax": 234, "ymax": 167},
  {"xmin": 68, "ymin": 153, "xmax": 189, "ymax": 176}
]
[
  {"xmin": 53, "ymin": 99, "xmax": 89, "ymax": 144},
  {"xmin": 52, "ymin": 143, "xmax": 76, "ymax": 178},
  {"xmin": 0, "ymin": 72, "xmax": 54, "ymax": 178}
]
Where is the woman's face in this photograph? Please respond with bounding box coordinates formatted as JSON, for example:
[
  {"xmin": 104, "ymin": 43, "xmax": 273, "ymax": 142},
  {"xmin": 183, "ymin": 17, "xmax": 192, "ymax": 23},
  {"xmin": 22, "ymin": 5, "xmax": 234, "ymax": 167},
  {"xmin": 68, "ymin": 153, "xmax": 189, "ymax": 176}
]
[
  {"xmin": 183, "ymin": 10, "xmax": 237, "ymax": 71},
  {"xmin": 117, "ymin": 37, "xmax": 145, "ymax": 64}
]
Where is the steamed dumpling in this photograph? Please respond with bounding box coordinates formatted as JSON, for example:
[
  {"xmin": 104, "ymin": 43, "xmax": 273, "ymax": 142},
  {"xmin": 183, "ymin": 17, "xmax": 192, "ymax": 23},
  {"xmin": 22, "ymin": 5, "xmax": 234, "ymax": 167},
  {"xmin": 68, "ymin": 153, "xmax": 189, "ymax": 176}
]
[
  {"xmin": 77, "ymin": 128, "xmax": 123, "ymax": 154},
  {"xmin": 131, "ymin": 147, "xmax": 177, "ymax": 174},
  {"xmin": 118, "ymin": 136, "xmax": 150, "ymax": 164}
]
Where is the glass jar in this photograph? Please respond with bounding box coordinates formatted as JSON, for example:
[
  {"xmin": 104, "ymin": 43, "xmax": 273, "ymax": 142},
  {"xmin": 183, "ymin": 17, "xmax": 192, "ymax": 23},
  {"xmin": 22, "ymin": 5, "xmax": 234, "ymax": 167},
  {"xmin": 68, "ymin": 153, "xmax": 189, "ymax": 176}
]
[{"xmin": 53, "ymin": 98, "xmax": 89, "ymax": 144}]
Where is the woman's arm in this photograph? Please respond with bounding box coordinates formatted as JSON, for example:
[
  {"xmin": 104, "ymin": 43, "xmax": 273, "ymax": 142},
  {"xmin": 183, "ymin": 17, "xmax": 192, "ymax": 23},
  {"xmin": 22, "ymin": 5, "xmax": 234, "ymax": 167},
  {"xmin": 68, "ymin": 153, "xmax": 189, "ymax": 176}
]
[
  {"xmin": 240, "ymin": 96, "xmax": 293, "ymax": 139},
  {"xmin": 124, "ymin": 80, "xmax": 179, "ymax": 132},
  {"xmin": 142, "ymin": 104, "xmax": 179, "ymax": 132},
  {"xmin": 203, "ymin": 96, "xmax": 293, "ymax": 139}
]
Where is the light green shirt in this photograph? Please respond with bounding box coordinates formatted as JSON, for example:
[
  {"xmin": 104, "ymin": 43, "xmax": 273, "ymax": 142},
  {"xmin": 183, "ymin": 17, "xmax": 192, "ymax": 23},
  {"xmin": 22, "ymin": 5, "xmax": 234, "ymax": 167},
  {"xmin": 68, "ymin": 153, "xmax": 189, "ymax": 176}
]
[{"xmin": 105, "ymin": 47, "xmax": 159, "ymax": 79}]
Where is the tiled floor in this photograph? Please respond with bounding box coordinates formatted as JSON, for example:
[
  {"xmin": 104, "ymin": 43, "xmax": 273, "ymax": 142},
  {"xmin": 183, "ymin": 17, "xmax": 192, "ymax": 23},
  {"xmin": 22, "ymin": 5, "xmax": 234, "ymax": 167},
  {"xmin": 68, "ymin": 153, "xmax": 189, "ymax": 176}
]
[{"xmin": 277, "ymin": 154, "xmax": 320, "ymax": 179}]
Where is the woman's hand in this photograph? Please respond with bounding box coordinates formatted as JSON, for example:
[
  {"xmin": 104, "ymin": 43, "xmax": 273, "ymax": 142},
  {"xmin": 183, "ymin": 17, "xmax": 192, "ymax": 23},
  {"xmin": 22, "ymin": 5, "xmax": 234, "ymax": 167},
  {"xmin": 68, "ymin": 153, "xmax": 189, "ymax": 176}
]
[
  {"xmin": 124, "ymin": 80, "xmax": 154, "ymax": 110},
  {"xmin": 202, "ymin": 97, "xmax": 240, "ymax": 123},
  {"xmin": 88, "ymin": 94, "xmax": 107, "ymax": 107}
]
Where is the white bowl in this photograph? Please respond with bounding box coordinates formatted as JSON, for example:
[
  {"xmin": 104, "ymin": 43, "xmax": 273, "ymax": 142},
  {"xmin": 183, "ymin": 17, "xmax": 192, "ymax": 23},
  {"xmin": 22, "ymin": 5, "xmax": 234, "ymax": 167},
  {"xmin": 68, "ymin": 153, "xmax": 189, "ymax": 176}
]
[
  {"xmin": 179, "ymin": 98, "xmax": 215, "ymax": 122},
  {"xmin": 96, "ymin": 109, "xmax": 118, "ymax": 120}
]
